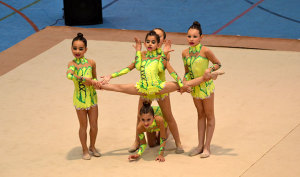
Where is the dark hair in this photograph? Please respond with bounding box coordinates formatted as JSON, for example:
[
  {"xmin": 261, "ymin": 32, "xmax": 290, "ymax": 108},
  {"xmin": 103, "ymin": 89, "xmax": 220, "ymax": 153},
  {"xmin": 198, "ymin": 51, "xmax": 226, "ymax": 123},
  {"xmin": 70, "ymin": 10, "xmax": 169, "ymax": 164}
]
[
  {"xmin": 139, "ymin": 102, "xmax": 154, "ymax": 116},
  {"xmin": 188, "ymin": 21, "xmax": 202, "ymax": 35},
  {"xmin": 145, "ymin": 30, "xmax": 160, "ymax": 44},
  {"xmin": 153, "ymin": 28, "xmax": 166, "ymax": 39},
  {"xmin": 72, "ymin": 33, "xmax": 87, "ymax": 47}
]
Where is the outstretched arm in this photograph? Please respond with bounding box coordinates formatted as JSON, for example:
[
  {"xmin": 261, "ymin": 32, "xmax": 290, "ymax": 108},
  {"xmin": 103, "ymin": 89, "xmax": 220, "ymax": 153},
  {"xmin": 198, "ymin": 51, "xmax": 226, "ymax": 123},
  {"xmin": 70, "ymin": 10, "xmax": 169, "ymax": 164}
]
[
  {"xmin": 128, "ymin": 124, "xmax": 146, "ymax": 161},
  {"xmin": 165, "ymin": 61, "xmax": 191, "ymax": 93},
  {"xmin": 100, "ymin": 62, "xmax": 136, "ymax": 85},
  {"xmin": 100, "ymin": 37, "xmax": 141, "ymax": 85},
  {"xmin": 156, "ymin": 117, "xmax": 167, "ymax": 162}
]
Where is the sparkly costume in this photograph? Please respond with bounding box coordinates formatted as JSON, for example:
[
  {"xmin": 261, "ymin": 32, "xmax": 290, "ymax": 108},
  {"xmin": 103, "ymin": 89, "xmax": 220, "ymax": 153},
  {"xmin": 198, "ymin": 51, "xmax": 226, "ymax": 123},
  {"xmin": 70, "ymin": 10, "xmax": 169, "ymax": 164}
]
[
  {"xmin": 137, "ymin": 106, "xmax": 168, "ymax": 156},
  {"xmin": 183, "ymin": 44, "xmax": 215, "ymax": 99},
  {"xmin": 135, "ymin": 50, "xmax": 167, "ymax": 100},
  {"xmin": 111, "ymin": 49, "xmax": 183, "ymax": 101},
  {"xmin": 136, "ymin": 50, "xmax": 183, "ymax": 100},
  {"xmin": 67, "ymin": 57, "xmax": 97, "ymax": 110}
]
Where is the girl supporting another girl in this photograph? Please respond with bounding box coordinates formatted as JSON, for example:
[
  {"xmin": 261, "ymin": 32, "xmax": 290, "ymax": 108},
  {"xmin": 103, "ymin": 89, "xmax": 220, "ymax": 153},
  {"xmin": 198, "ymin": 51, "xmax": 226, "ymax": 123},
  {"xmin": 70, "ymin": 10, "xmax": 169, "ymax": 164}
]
[
  {"xmin": 66, "ymin": 33, "xmax": 101, "ymax": 160},
  {"xmin": 182, "ymin": 21, "xmax": 222, "ymax": 158}
]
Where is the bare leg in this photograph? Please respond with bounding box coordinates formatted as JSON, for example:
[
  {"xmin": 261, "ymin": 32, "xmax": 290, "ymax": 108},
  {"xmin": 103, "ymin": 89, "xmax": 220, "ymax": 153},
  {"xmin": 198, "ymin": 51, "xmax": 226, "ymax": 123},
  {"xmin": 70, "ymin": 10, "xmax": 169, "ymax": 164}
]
[
  {"xmin": 189, "ymin": 98, "xmax": 205, "ymax": 156},
  {"xmin": 101, "ymin": 83, "xmax": 144, "ymax": 96},
  {"xmin": 87, "ymin": 105, "xmax": 101, "ymax": 157},
  {"xmin": 76, "ymin": 109, "xmax": 90, "ymax": 160},
  {"xmin": 186, "ymin": 70, "xmax": 225, "ymax": 87},
  {"xmin": 157, "ymin": 96, "xmax": 184, "ymax": 153},
  {"xmin": 201, "ymin": 93, "xmax": 215, "ymax": 158},
  {"xmin": 158, "ymin": 82, "xmax": 180, "ymax": 94}
]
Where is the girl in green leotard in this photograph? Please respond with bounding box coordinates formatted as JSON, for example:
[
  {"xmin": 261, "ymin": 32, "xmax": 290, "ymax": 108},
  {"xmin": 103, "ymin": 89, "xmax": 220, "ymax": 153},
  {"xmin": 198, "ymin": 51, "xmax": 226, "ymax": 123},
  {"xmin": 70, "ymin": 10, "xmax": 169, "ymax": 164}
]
[
  {"xmin": 66, "ymin": 33, "xmax": 100, "ymax": 160},
  {"xmin": 99, "ymin": 30, "xmax": 189, "ymax": 153},
  {"xmin": 182, "ymin": 21, "xmax": 223, "ymax": 158},
  {"xmin": 128, "ymin": 102, "xmax": 168, "ymax": 162}
]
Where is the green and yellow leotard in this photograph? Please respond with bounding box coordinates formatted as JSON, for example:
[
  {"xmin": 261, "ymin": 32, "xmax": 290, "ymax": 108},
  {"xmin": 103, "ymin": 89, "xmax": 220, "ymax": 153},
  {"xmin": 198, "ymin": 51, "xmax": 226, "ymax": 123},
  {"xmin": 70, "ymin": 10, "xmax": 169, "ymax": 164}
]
[
  {"xmin": 135, "ymin": 50, "xmax": 169, "ymax": 101},
  {"xmin": 67, "ymin": 57, "xmax": 97, "ymax": 110},
  {"xmin": 183, "ymin": 44, "xmax": 215, "ymax": 99},
  {"xmin": 146, "ymin": 106, "xmax": 168, "ymax": 132},
  {"xmin": 137, "ymin": 106, "xmax": 167, "ymax": 156}
]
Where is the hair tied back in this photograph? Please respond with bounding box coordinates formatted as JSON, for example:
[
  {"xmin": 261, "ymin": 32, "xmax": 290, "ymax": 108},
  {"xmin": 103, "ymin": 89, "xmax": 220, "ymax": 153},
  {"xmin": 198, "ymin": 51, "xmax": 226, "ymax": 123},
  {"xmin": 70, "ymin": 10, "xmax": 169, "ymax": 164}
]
[{"xmin": 77, "ymin": 33, "xmax": 83, "ymax": 38}]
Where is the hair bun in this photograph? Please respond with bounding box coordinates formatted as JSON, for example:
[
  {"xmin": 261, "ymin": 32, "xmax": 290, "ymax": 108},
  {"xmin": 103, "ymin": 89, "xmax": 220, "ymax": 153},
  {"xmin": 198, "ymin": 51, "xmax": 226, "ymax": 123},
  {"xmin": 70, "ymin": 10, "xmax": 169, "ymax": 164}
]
[
  {"xmin": 77, "ymin": 33, "xmax": 83, "ymax": 38},
  {"xmin": 142, "ymin": 101, "xmax": 151, "ymax": 108},
  {"xmin": 192, "ymin": 21, "xmax": 201, "ymax": 28}
]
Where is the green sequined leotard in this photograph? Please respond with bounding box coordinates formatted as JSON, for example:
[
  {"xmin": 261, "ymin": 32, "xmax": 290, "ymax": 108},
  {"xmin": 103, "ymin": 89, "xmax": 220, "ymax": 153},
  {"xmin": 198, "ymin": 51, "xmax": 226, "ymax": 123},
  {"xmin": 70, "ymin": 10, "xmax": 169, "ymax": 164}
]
[
  {"xmin": 135, "ymin": 50, "xmax": 168, "ymax": 101},
  {"xmin": 146, "ymin": 106, "xmax": 168, "ymax": 133},
  {"xmin": 137, "ymin": 106, "xmax": 168, "ymax": 156},
  {"xmin": 183, "ymin": 44, "xmax": 215, "ymax": 99},
  {"xmin": 67, "ymin": 57, "xmax": 97, "ymax": 110}
]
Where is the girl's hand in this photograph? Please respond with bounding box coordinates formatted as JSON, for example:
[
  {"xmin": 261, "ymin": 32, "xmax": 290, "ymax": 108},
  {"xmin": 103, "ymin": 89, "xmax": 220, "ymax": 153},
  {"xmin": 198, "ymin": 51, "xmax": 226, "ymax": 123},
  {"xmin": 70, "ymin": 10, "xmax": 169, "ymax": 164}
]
[
  {"xmin": 155, "ymin": 155, "xmax": 165, "ymax": 162},
  {"xmin": 179, "ymin": 85, "xmax": 191, "ymax": 94},
  {"xmin": 163, "ymin": 40, "xmax": 174, "ymax": 55},
  {"xmin": 93, "ymin": 81, "xmax": 102, "ymax": 89},
  {"xmin": 91, "ymin": 80, "xmax": 98, "ymax": 86},
  {"xmin": 91, "ymin": 80, "xmax": 101, "ymax": 89},
  {"xmin": 128, "ymin": 154, "xmax": 140, "ymax": 161},
  {"xmin": 100, "ymin": 75, "xmax": 112, "ymax": 85},
  {"xmin": 83, "ymin": 78, "xmax": 92, "ymax": 86},
  {"xmin": 132, "ymin": 37, "xmax": 142, "ymax": 51},
  {"xmin": 203, "ymin": 69, "xmax": 212, "ymax": 81}
]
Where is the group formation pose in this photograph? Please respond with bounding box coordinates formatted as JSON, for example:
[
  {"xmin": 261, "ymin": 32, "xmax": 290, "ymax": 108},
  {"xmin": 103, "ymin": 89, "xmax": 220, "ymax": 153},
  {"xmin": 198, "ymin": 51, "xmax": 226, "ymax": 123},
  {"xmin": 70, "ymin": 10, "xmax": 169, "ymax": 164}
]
[
  {"xmin": 128, "ymin": 102, "xmax": 169, "ymax": 162},
  {"xmin": 66, "ymin": 21, "xmax": 224, "ymax": 161}
]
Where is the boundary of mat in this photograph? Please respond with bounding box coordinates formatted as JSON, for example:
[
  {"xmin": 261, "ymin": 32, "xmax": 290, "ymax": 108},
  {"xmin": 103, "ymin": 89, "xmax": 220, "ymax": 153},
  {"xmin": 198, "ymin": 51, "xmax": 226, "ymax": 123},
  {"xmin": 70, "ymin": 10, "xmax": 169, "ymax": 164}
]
[{"xmin": 1, "ymin": 26, "xmax": 299, "ymax": 77}]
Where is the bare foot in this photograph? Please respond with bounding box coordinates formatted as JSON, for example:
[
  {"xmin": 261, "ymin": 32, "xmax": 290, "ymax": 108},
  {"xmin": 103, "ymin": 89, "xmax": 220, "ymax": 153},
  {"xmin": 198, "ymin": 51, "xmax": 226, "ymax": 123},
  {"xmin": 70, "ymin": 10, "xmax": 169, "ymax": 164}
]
[{"xmin": 128, "ymin": 141, "xmax": 139, "ymax": 153}]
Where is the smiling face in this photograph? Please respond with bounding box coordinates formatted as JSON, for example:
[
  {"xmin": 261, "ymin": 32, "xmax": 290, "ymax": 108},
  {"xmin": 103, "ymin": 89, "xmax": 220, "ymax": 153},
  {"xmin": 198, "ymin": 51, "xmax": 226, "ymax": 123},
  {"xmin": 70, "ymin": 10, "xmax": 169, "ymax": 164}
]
[
  {"xmin": 144, "ymin": 35, "xmax": 159, "ymax": 52},
  {"xmin": 140, "ymin": 113, "xmax": 154, "ymax": 129},
  {"xmin": 153, "ymin": 29, "xmax": 165, "ymax": 48},
  {"xmin": 71, "ymin": 40, "xmax": 87, "ymax": 59},
  {"xmin": 187, "ymin": 29, "xmax": 203, "ymax": 47}
]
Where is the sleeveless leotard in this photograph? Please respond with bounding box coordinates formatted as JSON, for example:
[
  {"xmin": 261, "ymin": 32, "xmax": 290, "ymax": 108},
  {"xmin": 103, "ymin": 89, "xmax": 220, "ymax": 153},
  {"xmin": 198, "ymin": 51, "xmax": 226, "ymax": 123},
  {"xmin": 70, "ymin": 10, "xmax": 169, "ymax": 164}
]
[
  {"xmin": 67, "ymin": 57, "xmax": 97, "ymax": 110},
  {"xmin": 183, "ymin": 44, "xmax": 215, "ymax": 99},
  {"xmin": 137, "ymin": 105, "xmax": 168, "ymax": 156}
]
